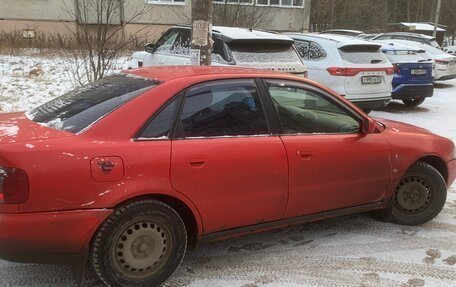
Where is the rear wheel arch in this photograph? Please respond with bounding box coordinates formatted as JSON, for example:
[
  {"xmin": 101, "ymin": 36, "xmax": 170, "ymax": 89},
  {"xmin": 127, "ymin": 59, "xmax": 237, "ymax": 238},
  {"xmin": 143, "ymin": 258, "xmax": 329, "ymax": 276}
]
[{"xmin": 112, "ymin": 194, "xmax": 201, "ymax": 249}]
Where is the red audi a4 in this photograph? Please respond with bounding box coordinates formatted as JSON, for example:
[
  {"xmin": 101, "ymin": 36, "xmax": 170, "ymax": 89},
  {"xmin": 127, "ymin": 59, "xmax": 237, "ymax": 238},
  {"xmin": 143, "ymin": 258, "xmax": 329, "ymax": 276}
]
[{"xmin": 0, "ymin": 66, "xmax": 455, "ymax": 286}]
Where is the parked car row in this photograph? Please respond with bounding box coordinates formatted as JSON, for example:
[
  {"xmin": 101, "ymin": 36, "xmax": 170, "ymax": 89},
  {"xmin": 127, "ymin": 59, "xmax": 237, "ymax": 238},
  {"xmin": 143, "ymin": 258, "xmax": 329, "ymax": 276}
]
[{"xmin": 128, "ymin": 26, "xmax": 456, "ymax": 111}]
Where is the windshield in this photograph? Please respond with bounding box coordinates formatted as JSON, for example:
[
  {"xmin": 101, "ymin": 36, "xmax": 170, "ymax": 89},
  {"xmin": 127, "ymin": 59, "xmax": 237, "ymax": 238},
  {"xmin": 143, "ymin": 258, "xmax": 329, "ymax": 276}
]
[
  {"xmin": 27, "ymin": 74, "xmax": 159, "ymax": 133},
  {"xmin": 228, "ymin": 42, "xmax": 301, "ymax": 64}
]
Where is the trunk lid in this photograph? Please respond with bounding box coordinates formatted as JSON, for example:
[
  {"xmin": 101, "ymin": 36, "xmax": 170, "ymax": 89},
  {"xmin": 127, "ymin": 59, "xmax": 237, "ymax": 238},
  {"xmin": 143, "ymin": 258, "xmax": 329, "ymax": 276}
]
[
  {"xmin": 0, "ymin": 112, "xmax": 73, "ymax": 145},
  {"xmin": 338, "ymin": 44, "xmax": 393, "ymax": 96}
]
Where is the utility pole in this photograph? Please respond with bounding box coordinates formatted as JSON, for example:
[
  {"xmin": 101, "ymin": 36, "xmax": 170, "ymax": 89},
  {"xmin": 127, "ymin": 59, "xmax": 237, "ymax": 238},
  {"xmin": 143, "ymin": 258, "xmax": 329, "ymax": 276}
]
[
  {"xmin": 433, "ymin": 0, "xmax": 442, "ymax": 38},
  {"xmin": 190, "ymin": 0, "xmax": 213, "ymax": 66}
]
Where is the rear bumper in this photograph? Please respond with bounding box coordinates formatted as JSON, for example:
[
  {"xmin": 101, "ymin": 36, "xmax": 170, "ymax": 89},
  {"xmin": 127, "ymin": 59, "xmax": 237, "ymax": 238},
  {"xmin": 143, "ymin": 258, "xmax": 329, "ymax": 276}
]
[
  {"xmin": 392, "ymin": 84, "xmax": 434, "ymax": 100},
  {"xmin": 448, "ymin": 159, "xmax": 456, "ymax": 188},
  {"xmin": 435, "ymin": 74, "xmax": 456, "ymax": 81},
  {"xmin": 0, "ymin": 209, "xmax": 112, "ymax": 264},
  {"xmin": 350, "ymin": 96, "xmax": 391, "ymax": 110}
]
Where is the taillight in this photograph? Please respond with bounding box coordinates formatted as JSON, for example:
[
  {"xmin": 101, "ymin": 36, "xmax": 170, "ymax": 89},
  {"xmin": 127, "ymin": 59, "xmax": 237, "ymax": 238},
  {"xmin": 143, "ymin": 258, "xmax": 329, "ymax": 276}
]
[
  {"xmin": 435, "ymin": 59, "xmax": 449, "ymax": 65},
  {"xmin": 393, "ymin": 64, "xmax": 401, "ymax": 74},
  {"xmin": 327, "ymin": 67, "xmax": 394, "ymax": 76},
  {"xmin": 0, "ymin": 167, "xmax": 29, "ymax": 204}
]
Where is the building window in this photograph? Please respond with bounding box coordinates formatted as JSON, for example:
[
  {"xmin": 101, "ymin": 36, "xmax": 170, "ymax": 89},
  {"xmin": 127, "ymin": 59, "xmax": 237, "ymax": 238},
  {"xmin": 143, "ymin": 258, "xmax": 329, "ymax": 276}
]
[
  {"xmin": 256, "ymin": 0, "xmax": 303, "ymax": 7},
  {"xmin": 214, "ymin": 0, "xmax": 302, "ymax": 6},
  {"xmin": 148, "ymin": 0, "xmax": 186, "ymax": 5}
]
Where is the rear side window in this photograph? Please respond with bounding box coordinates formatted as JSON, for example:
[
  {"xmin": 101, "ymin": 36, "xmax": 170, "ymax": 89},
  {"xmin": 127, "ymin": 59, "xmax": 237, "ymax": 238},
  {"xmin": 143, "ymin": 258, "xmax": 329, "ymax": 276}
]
[
  {"xmin": 138, "ymin": 97, "xmax": 179, "ymax": 139},
  {"xmin": 294, "ymin": 40, "xmax": 327, "ymax": 60},
  {"xmin": 176, "ymin": 79, "xmax": 269, "ymax": 138},
  {"xmin": 228, "ymin": 42, "xmax": 301, "ymax": 64},
  {"xmin": 27, "ymin": 74, "xmax": 158, "ymax": 133},
  {"xmin": 339, "ymin": 45, "xmax": 388, "ymax": 64}
]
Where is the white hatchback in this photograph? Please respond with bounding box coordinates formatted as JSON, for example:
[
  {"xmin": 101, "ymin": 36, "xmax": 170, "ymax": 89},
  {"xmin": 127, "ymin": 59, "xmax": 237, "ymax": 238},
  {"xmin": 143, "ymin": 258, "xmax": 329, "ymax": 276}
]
[
  {"xmin": 128, "ymin": 26, "xmax": 307, "ymax": 77},
  {"xmin": 286, "ymin": 33, "xmax": 394, "ymax": 112},
  {"xmin": 372, "ymin": 33, "xmax": 456, "ymax": 81}
]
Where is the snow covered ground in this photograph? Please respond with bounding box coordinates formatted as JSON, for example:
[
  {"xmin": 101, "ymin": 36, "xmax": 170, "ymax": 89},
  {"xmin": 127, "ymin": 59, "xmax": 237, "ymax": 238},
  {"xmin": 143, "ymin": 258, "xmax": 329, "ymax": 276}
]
[{"xmin": 0, "ymin": 53, "xmax": 455, "ymax": 287}]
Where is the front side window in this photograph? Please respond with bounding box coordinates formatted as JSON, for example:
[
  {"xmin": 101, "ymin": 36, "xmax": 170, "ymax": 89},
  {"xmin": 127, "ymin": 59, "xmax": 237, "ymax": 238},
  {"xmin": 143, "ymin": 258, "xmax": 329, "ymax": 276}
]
[
  {"xmin": 177, "ymin": 79, "xmax": 269, "ymax": 138},
  {"xmin": 27, "ymin": 74, "xmax": 158, "ymax": 133},
  {"xmin": 265, "ymin": 80, "xmax": 360, "ymax": 134},
  {"xmin": 155, "ymin": 29, "xmax": 191, "ymax": 55},
  {"xmin": 294, "ymin": 40, "xmax": 327, "ymax": 60}
]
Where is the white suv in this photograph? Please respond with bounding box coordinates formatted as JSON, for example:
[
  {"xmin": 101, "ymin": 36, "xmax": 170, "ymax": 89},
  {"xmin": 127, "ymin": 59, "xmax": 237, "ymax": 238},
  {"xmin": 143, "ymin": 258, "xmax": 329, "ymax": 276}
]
[
  {"xmin": 128, "ymin": 26, "xmax": 307, "ymax": 77},
  {"xmin": 286, "ymin": 33, "xmax": 394, "ymax": 112}
]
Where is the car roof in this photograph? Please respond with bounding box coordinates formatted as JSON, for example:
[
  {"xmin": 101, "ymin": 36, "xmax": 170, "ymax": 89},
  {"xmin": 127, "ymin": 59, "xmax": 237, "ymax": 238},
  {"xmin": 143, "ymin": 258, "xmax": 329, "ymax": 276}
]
[
  {"xmin": 378, "ymin": 42, "xmax": 424, "ymax": 52},
  {"xmin": 375, "ymin": 32, "xmax": 435, "ymax": 40},
  {"xmin": 286, "ymin": 33, "xmax": 381, "ymax": 48},
  {"xmin": 125, "ymin": 66, "xmax": 287, "ymax": 82},
  {"xmin": 174, "ymin": 25, "xmax": 293, "ymax": 44},
  {"xmin": 319, "ymin": 29, "xmax": 364, "ymax": 36}
]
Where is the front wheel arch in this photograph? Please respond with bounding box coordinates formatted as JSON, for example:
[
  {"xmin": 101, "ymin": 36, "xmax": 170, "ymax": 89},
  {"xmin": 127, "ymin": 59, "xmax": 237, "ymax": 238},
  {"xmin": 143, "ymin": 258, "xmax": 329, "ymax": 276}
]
[{"xmin": 414, "ymin": 155, "xmax": 448, "ymax": 184}]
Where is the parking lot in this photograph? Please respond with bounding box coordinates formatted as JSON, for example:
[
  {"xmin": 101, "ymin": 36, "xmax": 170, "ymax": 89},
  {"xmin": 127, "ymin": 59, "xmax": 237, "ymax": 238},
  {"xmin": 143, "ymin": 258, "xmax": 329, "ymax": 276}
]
[{"xmin": 0, "ymin": 52, "xmax": 455, "ymax": 286}]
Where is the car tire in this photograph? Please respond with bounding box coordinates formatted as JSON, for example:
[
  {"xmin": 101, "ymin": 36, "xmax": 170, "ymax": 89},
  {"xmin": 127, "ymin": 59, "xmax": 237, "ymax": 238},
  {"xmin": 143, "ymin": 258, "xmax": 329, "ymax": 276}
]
[
  {"xmin": 91, "ymin": 200, "xmax": 187, "ymax": 287},
  {"xmin": 391, "ymin": 162, "xmax": 447, "ymax": 226},
  {"xmin": 402, "ymin": 97, "xmax": 425, "ymax": 106}
]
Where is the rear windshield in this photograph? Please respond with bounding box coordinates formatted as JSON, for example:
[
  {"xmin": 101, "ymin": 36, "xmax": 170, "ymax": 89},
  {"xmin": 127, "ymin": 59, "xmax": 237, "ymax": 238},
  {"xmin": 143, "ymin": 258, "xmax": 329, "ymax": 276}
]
[
  {"xmin": 228, "ymin": 42, "xmax": 301, "ymax": 64},
  {"xmin": 383, "ymin": 50, "xmax": 431, "ymax": 63},
  {"xmin": 27, "ymin": 74, "xmax": 159, "ymax": 133},
  {"xmin": 339, "ymin": 45, "xmax": 388, "ymax": 64}
]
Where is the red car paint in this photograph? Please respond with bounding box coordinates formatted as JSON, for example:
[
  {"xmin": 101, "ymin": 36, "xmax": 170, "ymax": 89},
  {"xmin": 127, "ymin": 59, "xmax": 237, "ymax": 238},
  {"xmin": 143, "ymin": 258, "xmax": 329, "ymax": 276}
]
[{"xmin": 0, "ymin": 66, "xmax": 454, "ymax": 266}]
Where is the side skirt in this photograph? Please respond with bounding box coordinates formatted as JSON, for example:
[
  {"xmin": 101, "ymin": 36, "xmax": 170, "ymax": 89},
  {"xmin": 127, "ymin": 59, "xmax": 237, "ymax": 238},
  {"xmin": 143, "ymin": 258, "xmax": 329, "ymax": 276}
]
[{"xmin": 201, "ymin": 201, "xmax": 385, "ymax": 243}]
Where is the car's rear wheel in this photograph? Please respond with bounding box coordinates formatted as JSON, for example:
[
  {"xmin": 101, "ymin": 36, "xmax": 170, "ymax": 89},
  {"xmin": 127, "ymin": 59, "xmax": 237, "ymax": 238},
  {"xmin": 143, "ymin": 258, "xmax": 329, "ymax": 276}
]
[
  {"xmin": 91, "ymin": 200, "xmax": 187, "ymax": 287},
  {"xmin": 402, "ymin": 97, "xmax": 425, "ymax": 106},
  {"xmin": 391, "ymin": 162, "xmax": 447, "ymax": 225}
]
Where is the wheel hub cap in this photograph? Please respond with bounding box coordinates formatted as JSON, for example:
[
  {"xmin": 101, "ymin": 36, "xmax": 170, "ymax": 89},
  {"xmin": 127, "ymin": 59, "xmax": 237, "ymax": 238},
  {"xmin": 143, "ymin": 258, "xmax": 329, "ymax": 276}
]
[
  {"xmin": 114, "ymin": 221, "xmax": 168, "ymax": 275},
  {"xmin": 395, "ymin": 176, "xmax": 431, "ymax": 213}
]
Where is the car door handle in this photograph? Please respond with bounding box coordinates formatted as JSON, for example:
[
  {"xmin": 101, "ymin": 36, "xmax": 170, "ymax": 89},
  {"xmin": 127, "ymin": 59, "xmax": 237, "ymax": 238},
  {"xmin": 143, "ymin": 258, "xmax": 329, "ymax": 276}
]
[
  {"xmin": 188, "ymin": 157, "xmax": 205, "ymax": 168},
  {"xmin": 297, "ymin": 150, "xmax": 313, "ymax": 160}
]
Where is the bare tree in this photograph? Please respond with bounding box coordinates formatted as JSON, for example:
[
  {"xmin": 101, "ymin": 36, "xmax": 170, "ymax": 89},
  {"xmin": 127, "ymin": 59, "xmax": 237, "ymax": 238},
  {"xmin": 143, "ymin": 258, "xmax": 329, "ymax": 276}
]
[
  {"xmin": 64, "ymin": 0, "xmax": 154, "ymax": 85},
  {"xmin": 213, "ymin": 2, "xmax": 272, "ymax": 29}
]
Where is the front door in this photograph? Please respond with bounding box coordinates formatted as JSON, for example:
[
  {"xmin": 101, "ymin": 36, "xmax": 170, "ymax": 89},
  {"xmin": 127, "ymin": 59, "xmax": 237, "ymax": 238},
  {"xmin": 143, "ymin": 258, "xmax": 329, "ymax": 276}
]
[
  {"xmin": 170, "ymin": 79, "xmax": 289, "ymax": 234},
  {"xmin": 262, "ymin": 79, "xmax": 391, "ymax": 217}
]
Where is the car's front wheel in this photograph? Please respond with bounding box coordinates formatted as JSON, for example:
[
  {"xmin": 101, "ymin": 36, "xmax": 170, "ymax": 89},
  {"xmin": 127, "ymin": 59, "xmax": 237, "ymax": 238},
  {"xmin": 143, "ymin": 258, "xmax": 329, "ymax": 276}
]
[
  {"xmin": 91, "ymin": 200, "xmax": 187, "ymax": 287},
  {"xmin": 391, "ymin": 162, "xmax": 447, "ymax": 225},
  {"xmin": 402, "ymin": 97, "xmax": 425, "ymax": 106}
]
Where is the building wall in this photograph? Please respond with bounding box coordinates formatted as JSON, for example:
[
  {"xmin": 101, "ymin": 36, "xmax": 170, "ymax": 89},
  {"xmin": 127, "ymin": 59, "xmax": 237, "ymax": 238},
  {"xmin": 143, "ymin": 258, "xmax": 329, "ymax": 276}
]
[{"xmin": 0, "ymin": 0, "xmax": 310, "ymax": 45}]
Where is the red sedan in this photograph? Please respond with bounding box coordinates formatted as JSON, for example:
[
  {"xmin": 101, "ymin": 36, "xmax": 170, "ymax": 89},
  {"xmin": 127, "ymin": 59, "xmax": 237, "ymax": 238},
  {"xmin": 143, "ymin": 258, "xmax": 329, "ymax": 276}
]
[{"xmin": 0, "ymin": 66, "xmax": 455, "ymax": 286}]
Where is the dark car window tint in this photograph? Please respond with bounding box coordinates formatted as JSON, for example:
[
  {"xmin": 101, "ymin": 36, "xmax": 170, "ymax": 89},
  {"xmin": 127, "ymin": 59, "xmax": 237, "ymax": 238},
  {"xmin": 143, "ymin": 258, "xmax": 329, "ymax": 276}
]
[
  {"xmin": 266, "ymin": 80, "xmax": 360, "ymax": 134},
  {"xmin": 294, "ymin": 40, "xmax": 327, "ymax": 60},
  {"xmin": 177, "ymin": 79, "xmax": 269, "ymax": 138},
  {"xmin": 27, "ymin": 74, "xmax": 158, "ymax": 133},
  {"xmin": 138, "ymin": 97, "xmax": 179, "ymax": 139}
]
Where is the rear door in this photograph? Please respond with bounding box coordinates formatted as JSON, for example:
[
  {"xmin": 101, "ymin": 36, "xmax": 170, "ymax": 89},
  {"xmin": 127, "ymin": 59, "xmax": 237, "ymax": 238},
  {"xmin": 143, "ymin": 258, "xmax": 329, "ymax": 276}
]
[
  {"xmin": 170, "ymin": 79, "xmax": 289, "ymax": 234},
  {"xmin": 338, "ymin": 44, "xmax": 393, "ymax": 99}
]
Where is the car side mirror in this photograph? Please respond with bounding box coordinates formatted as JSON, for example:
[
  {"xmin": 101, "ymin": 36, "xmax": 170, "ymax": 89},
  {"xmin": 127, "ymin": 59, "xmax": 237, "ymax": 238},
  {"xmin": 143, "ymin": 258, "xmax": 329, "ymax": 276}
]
[
  {"xmin": 362, "ymin": 117, "xmax": 377, "ymax": 134},
  {"xmin": 145, "ymin": 43, "xmax": 155, "ymax": 53}
]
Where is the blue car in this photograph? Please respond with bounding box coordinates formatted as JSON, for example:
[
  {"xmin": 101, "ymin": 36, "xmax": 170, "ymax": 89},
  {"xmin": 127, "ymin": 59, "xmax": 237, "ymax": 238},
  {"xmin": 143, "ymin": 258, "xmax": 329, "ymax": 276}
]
[{"xmin": 381, "ymin": 43, "xmax": 434, "ymax": 106}]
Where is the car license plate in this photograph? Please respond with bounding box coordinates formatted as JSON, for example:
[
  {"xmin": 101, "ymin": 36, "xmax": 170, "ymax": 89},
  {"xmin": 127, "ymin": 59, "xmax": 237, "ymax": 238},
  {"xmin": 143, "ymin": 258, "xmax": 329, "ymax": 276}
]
[
  {"xmin": 411, "ymin": 69, "xmax": 427, "ymax": 75},
  {"xmin": 361, "ymin": 76, "xmax": 382, "ymax": 85}
]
